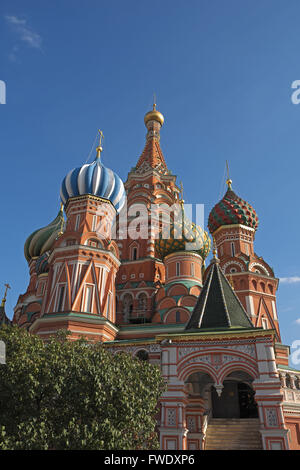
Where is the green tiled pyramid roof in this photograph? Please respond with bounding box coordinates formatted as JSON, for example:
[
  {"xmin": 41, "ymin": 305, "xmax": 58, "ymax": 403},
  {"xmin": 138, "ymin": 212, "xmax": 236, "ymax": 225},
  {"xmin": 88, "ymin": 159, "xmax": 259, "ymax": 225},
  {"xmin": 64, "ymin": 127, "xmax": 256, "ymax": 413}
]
[{"xmin": 185, "ymin": 259, "xmax": 254, "ymax": 330}]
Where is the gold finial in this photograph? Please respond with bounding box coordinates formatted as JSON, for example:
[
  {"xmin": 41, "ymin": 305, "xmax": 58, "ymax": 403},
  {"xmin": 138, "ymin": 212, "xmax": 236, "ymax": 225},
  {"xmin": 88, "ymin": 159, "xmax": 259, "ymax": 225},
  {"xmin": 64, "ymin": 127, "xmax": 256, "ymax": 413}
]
[
  {"xmin": 212, "ymin": 238, "xmax": 217, "ymax": 259},
  {"xmin": 1, "ymin": 283, "xmax": 11, "ymax": 308},
  {"xmin": 58, "ymin": 204, "xmax": 64, "ymax": 236},
  {"xmin": 153, "ymin": 92, "xmax": 156, "ymax": 110},
  {"xmin": 179, "ymin": 181, "xmax": 185, "ymax": 206},
  {"xmin": 144, "ymin": 98, "xmax": 164, "ymax": 127},
  {"xmin": 96, "ymin": 129, "xmax": 104, "ymax": 158},
  {"xmin": 226, "ymin": 160, "xmax": 232, "ymax": 189}
]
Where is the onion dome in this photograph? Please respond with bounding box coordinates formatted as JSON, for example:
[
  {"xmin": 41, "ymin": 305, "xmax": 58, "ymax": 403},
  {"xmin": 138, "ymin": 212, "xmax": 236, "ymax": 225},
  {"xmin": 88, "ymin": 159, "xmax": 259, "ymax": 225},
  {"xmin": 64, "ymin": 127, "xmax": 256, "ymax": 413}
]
[
  {"xmin": 144, "ymin": 103, "xmax": 164, "ymax": 127},
  {"xmin": 35, "ymin": 251, "xmax": 50, "ymax": 275},
  {"xmin": 208, "ymin": 180, "xmax": 259, "ymax": 234},
  {"xmin": 155, "ymin": 205, "xmax": 211, "ymax": 260},
  {"xmin": 60, "ymin": 139, "xmax": 126, "ymax": 214},
  {"xmin": 24, "ymin": 207, "xmax": 64, "ymax": 263}
]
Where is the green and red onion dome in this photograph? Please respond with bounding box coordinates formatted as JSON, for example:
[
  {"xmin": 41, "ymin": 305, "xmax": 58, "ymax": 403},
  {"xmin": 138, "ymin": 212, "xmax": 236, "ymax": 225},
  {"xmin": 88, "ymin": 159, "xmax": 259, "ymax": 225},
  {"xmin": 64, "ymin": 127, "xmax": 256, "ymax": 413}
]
[
  {"xmin": 208, "ymin": 185, "xmax": 259, "ymax": 234},
  {"xmin": 24, "ymin": 206, "xmax": 64, "ymax": 263},
  {"xmin": 155, "ymin": 207, "xmax": 211, "ymax": 260}
]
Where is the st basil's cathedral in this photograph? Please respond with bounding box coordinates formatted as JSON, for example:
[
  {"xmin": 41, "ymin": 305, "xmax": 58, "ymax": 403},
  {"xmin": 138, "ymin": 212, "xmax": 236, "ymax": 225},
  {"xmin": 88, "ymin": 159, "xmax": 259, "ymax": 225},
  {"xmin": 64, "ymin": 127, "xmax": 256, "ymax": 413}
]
[{"xmin": 2, "ymin": 103, "xmax": 300, "ymax": 450}]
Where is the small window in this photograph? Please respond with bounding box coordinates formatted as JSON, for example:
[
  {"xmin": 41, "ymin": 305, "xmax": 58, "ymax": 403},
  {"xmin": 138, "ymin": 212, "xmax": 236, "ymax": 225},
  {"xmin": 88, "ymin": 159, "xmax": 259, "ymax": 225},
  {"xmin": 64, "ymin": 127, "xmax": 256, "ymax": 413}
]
[
  {"xmin": 176, "ymin": 262, "xmax": 180, "ymax": 277},
  {"xmin": 106, "ymin": 292, "xmax": 111, "ymax": 317},
  {"xmin": 132, "ymin": 247, "xmax": 138, "ymax": 260},
  {"xmin": 84, "ymin": 285, "xmax": 93, "ymax": 313},
  {"xmin": 57, "ymin": 285, "xmax": 65, "ymax": 312},
  {"xmin": 88, "ymin": 239, "xmax": 98, "ymax": 248},
  {"xmin": 75, "ymin": 214, "xmax": 80, "ymax": 231},
  {"xmin": 191, "ymin": 263, "xmax": 195, "ymax": 277},
  {"xmin": 230, "ymin": 268, "xmax": 237, "ymax": 273},
  {"xmin": 92, "ymin": 215, "xmax": 97, "ymax": 232},
  {"xmin": 231, "ymin": 242, "xmax": 235, "ymax": 257},
  {"xmin": 176, "ymin": 311, "xmax": 181, "ymax": 323}
]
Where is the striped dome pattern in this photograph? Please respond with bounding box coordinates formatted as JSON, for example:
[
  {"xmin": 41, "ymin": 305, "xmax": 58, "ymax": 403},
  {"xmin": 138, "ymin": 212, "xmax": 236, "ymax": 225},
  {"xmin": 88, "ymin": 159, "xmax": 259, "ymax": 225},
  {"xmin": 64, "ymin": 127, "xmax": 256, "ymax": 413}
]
[
  {"xmin": 60, "ymin": 155, "xmax": 126, "ymax": 214},
  {"xmin": 208, "ymin": 188, "xmax": 259, "ymax": 234},
  {"xmin": 24, "ymin": 208, "xmax": 64, "ymax": 262}
]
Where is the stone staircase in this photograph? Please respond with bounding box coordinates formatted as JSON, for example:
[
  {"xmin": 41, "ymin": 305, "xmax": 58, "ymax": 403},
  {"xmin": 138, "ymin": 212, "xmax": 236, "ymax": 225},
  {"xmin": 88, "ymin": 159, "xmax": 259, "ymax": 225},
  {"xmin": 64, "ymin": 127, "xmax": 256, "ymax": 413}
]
[{"xmin": 205, "ymin": 418, "xmax": 263, "ymax": 450}]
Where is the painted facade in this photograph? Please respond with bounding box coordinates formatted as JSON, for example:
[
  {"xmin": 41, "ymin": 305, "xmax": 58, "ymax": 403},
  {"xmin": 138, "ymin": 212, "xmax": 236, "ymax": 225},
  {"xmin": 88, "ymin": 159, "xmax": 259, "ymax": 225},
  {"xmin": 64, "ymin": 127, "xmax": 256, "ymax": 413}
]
[{"xmin": 11, "ymin": 104, "xmax": 300, "ymax": 450}]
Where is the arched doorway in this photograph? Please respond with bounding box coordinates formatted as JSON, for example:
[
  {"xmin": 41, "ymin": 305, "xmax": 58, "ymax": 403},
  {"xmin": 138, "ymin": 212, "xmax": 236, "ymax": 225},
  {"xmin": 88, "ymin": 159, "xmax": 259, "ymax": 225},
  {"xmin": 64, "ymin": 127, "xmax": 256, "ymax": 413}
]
[{"xmin": 211, "ymin": 371, "xmax": 258, "ymax": 419}]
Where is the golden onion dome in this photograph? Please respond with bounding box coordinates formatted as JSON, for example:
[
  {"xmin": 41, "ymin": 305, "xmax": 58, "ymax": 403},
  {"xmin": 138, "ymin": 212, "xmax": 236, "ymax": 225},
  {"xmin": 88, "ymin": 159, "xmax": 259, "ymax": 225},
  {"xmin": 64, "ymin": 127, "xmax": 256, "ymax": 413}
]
[{"xmin": 144, "ymin": 104, "xmax": 164, "ymax": 127}]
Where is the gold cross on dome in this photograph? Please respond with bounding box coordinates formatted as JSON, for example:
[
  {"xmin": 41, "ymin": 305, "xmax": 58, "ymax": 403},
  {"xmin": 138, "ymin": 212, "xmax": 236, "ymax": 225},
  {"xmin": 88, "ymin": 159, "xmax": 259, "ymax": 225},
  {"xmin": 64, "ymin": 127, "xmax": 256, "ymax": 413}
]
[
  {"xmin": 98, "ymin": 129, "xmax": 104, "ymax": 147},
  {"xmin": 96, "ymin": 130, "xmax": 104, "ymax": 158},
  {"xmin": 226, "ymin": 160, "xmax": 232, "ymax": 189},
  {"xmin": 1, "ymin": 283, "xmax": 11, "ymax": 306}
]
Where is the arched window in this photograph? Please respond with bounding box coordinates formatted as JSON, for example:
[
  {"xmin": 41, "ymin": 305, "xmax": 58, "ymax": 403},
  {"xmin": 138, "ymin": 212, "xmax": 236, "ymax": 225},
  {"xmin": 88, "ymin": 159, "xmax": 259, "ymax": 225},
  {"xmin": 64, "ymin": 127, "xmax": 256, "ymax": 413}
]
[
  {"xmin": 260, "ymin": 282, "xmax": 265, "ymax": 293},
  {"xmin": 176, "ymin": 311, "xmax": 181, "ymax": 323},
  {"xmin": 122, "ymin": 294, "xmax": 133, "ymax": 317},
  {"xmin": 252, "ymin": 280, "xmax": 257, "ymax": 290},
  {"xmin": 137, "ymin": 293, "xmax": 147, "ymax": 311},
  {"xmin": 136, "ymin": 350, "xmax": 149, "ymax": 361},
  {"xmin": 176, "ymin": 262, "xmax": 181, "ymax": 276},
  {"xmin": 268, "ymin": 284, "xmax": 273, "ymax": 294},
  {"xmin": 286, "ymin": 374, "xmax": 291, "ymax": 388}
]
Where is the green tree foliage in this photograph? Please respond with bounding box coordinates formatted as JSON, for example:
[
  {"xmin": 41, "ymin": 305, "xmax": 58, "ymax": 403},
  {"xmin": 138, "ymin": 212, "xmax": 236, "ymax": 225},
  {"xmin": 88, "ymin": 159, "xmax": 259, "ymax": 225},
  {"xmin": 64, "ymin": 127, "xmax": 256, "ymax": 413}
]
[{"xmin": 0, "ymin": 325, "xmax": 165, "ymax": 450}]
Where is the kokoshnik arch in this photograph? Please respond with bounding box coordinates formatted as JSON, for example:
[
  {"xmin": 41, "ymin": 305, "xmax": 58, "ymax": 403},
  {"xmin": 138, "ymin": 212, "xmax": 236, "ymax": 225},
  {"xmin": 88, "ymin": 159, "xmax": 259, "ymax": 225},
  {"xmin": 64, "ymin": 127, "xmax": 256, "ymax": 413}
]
[{"xmin": 4, "ymin": 103, "xmax": 300, "ymax": 450}]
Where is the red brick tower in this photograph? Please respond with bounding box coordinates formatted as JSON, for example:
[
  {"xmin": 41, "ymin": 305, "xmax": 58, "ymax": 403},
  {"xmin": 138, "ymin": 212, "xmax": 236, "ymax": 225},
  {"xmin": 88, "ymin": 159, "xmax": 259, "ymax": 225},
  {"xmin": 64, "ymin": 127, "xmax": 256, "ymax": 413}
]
[
  {"xmin": 116, "ymin": 104, "xmax": 181, "ymax": 324},
  {"xmin": 207, "ymin": 178, "xmax": 283, "ymax": 346},
  {"xmin": 30, "ymin": 139, "xmax": 126, "ymax": 341}
]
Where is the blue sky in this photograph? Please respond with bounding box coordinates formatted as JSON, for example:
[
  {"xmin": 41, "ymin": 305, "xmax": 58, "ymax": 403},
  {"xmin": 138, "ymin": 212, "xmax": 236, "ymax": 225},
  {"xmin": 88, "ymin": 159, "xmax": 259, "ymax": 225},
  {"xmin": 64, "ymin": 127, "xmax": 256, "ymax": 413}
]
[{"xmin": 0, "ymin": 1, "xmax": 300, "ymax": 358}]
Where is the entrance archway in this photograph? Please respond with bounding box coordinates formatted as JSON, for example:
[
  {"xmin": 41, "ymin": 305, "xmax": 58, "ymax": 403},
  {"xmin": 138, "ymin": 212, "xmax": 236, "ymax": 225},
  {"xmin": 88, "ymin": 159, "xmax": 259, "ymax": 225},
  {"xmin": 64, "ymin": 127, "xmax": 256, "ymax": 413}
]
[{"xmin": 211, "ymin": 371, "xmax": 258, "ymax": 419}]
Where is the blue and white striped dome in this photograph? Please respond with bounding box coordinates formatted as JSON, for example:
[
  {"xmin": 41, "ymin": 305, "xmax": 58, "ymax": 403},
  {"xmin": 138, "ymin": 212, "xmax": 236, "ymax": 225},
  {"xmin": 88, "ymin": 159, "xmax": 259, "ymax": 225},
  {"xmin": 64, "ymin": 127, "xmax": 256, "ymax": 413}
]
[{"xmin": 60, "ymin": 153, "xmax": 126, "ymax": 214}]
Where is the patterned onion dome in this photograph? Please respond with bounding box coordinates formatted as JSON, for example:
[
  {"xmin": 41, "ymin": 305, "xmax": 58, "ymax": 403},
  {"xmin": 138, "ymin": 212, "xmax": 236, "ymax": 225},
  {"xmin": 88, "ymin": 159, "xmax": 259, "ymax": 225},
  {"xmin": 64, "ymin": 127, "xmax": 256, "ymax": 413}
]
[
  {"xmin": 155, "ymin": 207, "xmax": 211, "ymax": 260},
  {"xmin": 60, "ymin": 148, "xmax": 126, "ymax": 214},
  {"xmin": 208, "ymin": 184, "xmax": 259, "ymax": 234},
  {"xmin": 24, "ymin": 207, "xmax": 64, "ymax": 262},
  {"xmin": 35, "ymin": 251, "xmax": 50, "ymax": 275}
]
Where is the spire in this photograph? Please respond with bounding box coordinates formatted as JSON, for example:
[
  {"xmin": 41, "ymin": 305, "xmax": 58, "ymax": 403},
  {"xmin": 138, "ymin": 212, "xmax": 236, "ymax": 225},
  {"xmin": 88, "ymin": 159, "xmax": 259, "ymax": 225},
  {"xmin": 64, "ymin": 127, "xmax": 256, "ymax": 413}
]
[
  {"xmin": 0, "ymin": 284, "xmax": 11, "ymax": 326},
  {"xmin": 185, "ymin": 261, "xmax": 253, "ymax": 331},
  {"xmin": 136, "ymin": 103, "xmax": 167, "ymax": 170},
  {"xmin": 1, "ymin": 283, "xmax": 10, "ymax": 308}
]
